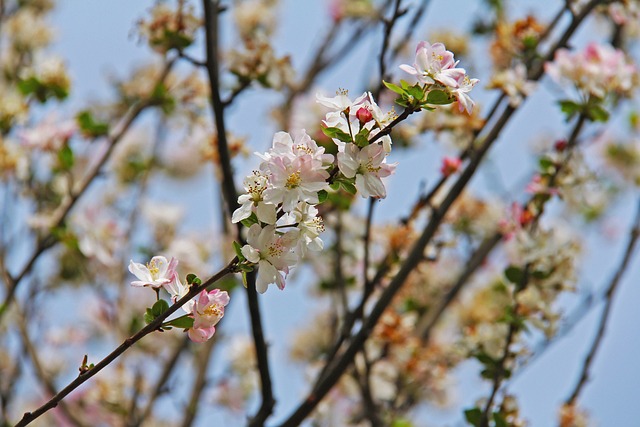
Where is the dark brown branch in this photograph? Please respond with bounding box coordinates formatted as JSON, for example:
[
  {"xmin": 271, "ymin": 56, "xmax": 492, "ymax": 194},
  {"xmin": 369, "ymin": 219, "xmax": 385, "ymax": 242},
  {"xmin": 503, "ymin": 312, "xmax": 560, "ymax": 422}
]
[
  {"xmin": 14, "ymin": 258, "xmax": 238, "ymax": 427},
  {"xmin": 201, "ymin": 2, "xmax": 275, "ymax": 424}
]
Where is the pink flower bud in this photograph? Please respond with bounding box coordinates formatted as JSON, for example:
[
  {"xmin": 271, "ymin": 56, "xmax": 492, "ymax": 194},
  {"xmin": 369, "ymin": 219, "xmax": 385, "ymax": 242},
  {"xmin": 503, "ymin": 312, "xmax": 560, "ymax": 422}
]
[
  {"xmin": 356, "ymin": 107, "xmax": 373, "ymax": 124},
  {"xmin": 440, "ymin": 156, "xmax": 462, "ymax": 177},
  {"xmin": 554, "ymin": 139, "xmax": 568, "ymax": 152}
]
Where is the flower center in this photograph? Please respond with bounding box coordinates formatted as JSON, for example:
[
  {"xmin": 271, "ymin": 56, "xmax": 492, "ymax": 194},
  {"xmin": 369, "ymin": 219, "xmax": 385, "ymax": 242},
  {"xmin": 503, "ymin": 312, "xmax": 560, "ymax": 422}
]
[
  {"xmin": 203, "ymin": 304, "xmax": 222, "ymax": 318},
  {"xmin": 285, "ymin": 171, "xmax": 301, "ymax": 189},
  {"xmin": 147, "ymin": 260, "xmax": 160, "ymax": 279}
]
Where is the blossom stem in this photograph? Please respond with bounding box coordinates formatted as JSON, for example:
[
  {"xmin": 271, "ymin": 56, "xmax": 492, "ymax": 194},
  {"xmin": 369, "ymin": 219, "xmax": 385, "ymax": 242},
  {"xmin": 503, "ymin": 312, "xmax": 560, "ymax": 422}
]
[{"xmin": 14, "ymin": 258, "xmax": 238, "ymax": 427}]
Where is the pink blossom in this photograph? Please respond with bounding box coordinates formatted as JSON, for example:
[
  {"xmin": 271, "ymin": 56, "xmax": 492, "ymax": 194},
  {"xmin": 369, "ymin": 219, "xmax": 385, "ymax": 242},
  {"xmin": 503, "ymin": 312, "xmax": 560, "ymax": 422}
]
[
  {"xmin": 232, "ymin": 170, "xmax": 277, "ymax": 224},
  {"xmin": 128, "ymin": 256, "xmax": 178, "ymax": 289},
  {"xmin": 262, "ymin": 154, "xmax": 330, "ymax": 212},
  {"xmin": 450, "ymin": 73, "xmax": 479, "ymax": 114},
  {"xmin": 241, "ymin": 224, "xmax": 298, "ymax": 293},
  {"xmin": 19, "ymin": 118, "xmax": 76, "ymax": 151},
  {"xmin": 337, "ymin": 143, "xmax": 396, "ymax": 198},
  {"xmin": 545, "ymin": 42, "xmax": 637, "ymax": 99},
  {"xmin": 525, "ymin": 174, "xmax": 559, "ymax": 196},
  {"xmin": 188, "ymin": 289, "xmax": 230, "ymax": 343},
  {"xmin": 399, "ymin": 41, "xmax": 466, "ymax": 88}
]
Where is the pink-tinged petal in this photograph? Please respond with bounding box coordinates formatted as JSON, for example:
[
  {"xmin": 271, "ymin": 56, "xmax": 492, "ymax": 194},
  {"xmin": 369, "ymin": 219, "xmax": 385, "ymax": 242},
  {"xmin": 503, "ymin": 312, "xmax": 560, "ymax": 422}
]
[
  {"xmin": 362, "ymin": 174, "xmax": 387, "ymax": 199},
  {"xmin": 399, "ymin": 64, "xmax": 418, "ymax": 75},
  {"xmin": 128, "ymin": 261, "xmax": 151, "ymax": 281},
  {"xmin": 256, "ymin": 259, "xmax": 276, "ymax": 293},
  {"xmin": 241, "ymin": 245, "xmax": 261, "ymax": 263},
  {"xmin": 188, "ymin": 326, "xmax": 215, "ymax": 343}
]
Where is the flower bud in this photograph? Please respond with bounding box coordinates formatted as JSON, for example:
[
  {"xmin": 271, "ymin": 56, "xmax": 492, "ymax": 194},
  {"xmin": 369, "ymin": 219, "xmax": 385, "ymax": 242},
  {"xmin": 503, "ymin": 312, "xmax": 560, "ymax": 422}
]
[
  {"xmin": 356, "ymin": 107, "xmax": 373, "ymax": 124},
  {"xmin": 440, "ymin": 156, "xmax": 462, "ymax": 177}
]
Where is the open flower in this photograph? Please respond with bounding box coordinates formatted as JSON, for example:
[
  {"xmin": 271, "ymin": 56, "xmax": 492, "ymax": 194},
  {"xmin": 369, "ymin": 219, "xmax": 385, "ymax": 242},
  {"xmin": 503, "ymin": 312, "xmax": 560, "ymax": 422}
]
[
  {"xmin": 399, "ymin": 41, "xmax": 466, "ymax": 88},
  {"xmin": 128, "ymin": 256, "xmax": 178, "ymax": 289},
  {"xmin": 232, "ymin": 170, "xmax": 277, "ymax": 224},
  {"xmin": 188, "ymin": 289, "xmax": 230, "ymax": 343},
  {"xmin": 337, "ymin": 143, "xmax": 396, "ymax": 198},
  {"xmin": 241, "ymin": 224, "xmax": 298, "ymax": 293},
  {"xmin": 262, "ymin": 154, "xmax": 330, "ymax": 212}
]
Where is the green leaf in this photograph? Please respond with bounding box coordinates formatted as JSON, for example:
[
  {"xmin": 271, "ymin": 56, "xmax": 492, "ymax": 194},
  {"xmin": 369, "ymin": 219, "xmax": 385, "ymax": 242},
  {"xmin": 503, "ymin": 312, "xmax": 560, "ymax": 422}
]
[
  {"xmin": 538, "ymin": 157, "xmax": 555, "ymax": 173},
  {"xmin": 186, "ymin": 273, "xmax": 197, "ymax": 284},
  {"xmin": 162, "ymin": 29, "xmax": 193, "ymax": 50},
  {"xmin": 76, "ymin": 111, "xmax": 109, "ymax": 138},
  {"xmin": 406, "ymin": 84, "xmax": 425, "ymax": 101},
  {"xmin": 559, "ymin": 100, "xmax": 582, "ymax": 121},
  {"xmin": 383, "ymin": 80, "xmax": 405, "ymax": 95},
  {"xmin": 329, "ymin": 182, "xmax": 341, "ymax": 191},
  {"xmin": 144, "ymin": 309, "xmax": 155, "ymax": 325},
  {"xmin": 17, "ymin": 77, "xmax": 42, "ymax": 98},
  {"xmin": 355, "ymin": 133, "xmax": 369, "ymax": 148},
  {"xmin": 340, "ymin": 179, "xmax": 357, "ymax": 195},
  {"xmin": 464, "ymin": 407, "xmax": 483, "ymax": 427},
  {"xmin": 426, "ymin": 89, "xmax": 453, "ymax": 105},
  {"xmin": 391, "ymin": 419, "xmax": 414, "ymax": 427},
  {"xmin": 240, "ymin": 212, "xmax": 259, "ymax": 228},
  {"xmin": 238, "ymin": 263, "xmax": 254, "ymax": 272},
  {"xmin": 317, "ymin": 189, "xmax": 328, "ymax": 204},
  {"xmin": 57, "ymin": 145, "xmax": 74, "ymax": 171},
  {"xmin": 493, "ymin": 412, "xmax": 509, "ymax": 427},
  {"xmin": 504, "ymin": 265, "xmax": 524, "ymax": 284},
  {"xmin": 233, "ymin": 241, "xmax": 245, "ymax": 261},
  {"xmin": 151, "ymin": 299, "xmax": 170, "ymax": 317},
  {"xmin": 164, "ymin": 315, "xmax": 194, "ymax": 329},
  {"xmin": 586, "ymin": 104, "xmax": 609, "ymax": 122},
  {"xmin": 322, "ymin": 126, "xmax": 353, "ymax": 143}
]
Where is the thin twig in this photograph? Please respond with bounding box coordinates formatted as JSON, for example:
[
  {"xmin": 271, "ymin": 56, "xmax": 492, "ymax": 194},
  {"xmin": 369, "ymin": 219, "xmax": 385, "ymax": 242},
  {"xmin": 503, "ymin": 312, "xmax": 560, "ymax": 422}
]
[
  {"xmin": 565, "ymin": 197, "xmax": 640, "ymax": 405},
  {"xmin": 180, "ymin": 337, "xmax": 217, "ymax": 427},
  {"xmin": 0, "ymin": 59, "xmax": 177, "ymax": 322},
  {"xmin": 14, "ymin": 257, "xmax": 238, "ymax": 427}
]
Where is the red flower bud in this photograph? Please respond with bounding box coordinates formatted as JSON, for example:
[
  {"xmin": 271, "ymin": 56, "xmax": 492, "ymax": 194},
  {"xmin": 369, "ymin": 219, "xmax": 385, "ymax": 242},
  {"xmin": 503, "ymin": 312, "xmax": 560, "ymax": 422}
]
[{"xmin": 356, "ymin": 107, "xmax": 373, "ymax": 124}]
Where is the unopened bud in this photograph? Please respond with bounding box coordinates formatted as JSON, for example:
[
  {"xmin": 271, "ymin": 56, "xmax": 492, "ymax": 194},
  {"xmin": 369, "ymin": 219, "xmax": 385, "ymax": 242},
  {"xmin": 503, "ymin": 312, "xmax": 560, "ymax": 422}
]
[
  {"xmin": 356, "ymin": 107, "xmax": 373, "ymax": 124},
  {"xmin": 440, "ymin": 156, "xmax": 462, "ymax": 177}
]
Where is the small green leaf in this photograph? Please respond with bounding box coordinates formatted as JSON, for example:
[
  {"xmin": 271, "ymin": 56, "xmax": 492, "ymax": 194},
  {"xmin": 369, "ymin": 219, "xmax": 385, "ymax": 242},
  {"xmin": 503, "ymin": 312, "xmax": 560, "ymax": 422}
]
[
  {"xmin": 493, "ymin": 412, "xmax": 509, "ymax": 427},
  {"xmin": 391, "ymin": 419, "xmax": 413, "ymax": 427},
  {"xmin": 151, "ymin": 299, "xmax": 170, "ymax": 317},
  {"xmin": 464, "ymin": 407, "xmax": 483, "ymax": 427},
  {"xmin": 233, "ymin": 241, "xmax": 245, "ymax": 261},
  {"xmin": 329, "ymin": 182, "xmax": 341, "ymax": 191},
  {"xmin": 144, "ymin": 309, "xmax": 155, "ymax": 325},
  {"xmin": 57, "ymin": 145, "xmax": 74, "ymax": 171},
  {"xmin": 322, "ymin": 126, "xmax": 353, "ymax": 143},
  {"xmin": 383, "ymin": 80, "xmax": 405, "ymax": 95},
  {"xmin": 538, "ymin": 157, "xmax": 555, "ymax": 173},
  {"xmin": 340, "ymin": 180, "xmax": 357, "ymax": 195},
  {"xmin": 186, "ymin": 273, "xmax": 197, "ymax": 284},
  {"xmin": 406, "ymin": 84, "xmax": 425, "ymax": 101},
  {"xmin": 559, "ymin": 100, "xmax": 582, "ymax": 121},
  {"xmin": 586, "ymin": 104, "xmax": 609, "ymax": 122},
  {"xmin": 504, "ymin": 265, "xmax": 524, "ymax": 284},
  {"xmin": 317, "ymin": 189, "xmax": 328, "ymax": 204},
  {"xmin": 240, "ymin": 212, "xmax": 259, "ymax": 228},
  {"xmin": 355, "ymin": 133, "xmax": 369, "ymax": 148},
  {"xmin": 76, "ymin": 111, "xmax": 109, "ymax": 138},
  {"xmin": 426, "ymin": 89, "xmax": 453, "ymax": 105},
  {"xmin": 164, "ymin": 315, "xmax": 194, "ymax": 329}
]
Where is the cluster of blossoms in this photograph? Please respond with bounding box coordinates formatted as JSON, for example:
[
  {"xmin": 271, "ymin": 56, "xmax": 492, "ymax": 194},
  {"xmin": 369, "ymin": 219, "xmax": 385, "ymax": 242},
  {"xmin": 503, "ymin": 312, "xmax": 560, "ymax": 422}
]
[
  {"xmin": 545, "ymin": 42, "xmax": 638, "ymax": 99},
  {"xmin": 137, "ymin": 1, "xmax": 202, "ymax": 54},
  {"xmin": 233, "ymin": 130, "xmax": 333, "ymax": 292},
  {"xmin": 400, "ymin": 41, "xmax": 479, "ymax": 113},
  {"xmin": 128, "ymin": 256, "xmax": 229, "ymax": 342}
]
